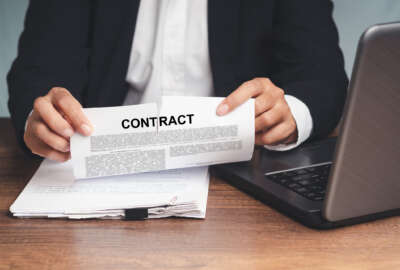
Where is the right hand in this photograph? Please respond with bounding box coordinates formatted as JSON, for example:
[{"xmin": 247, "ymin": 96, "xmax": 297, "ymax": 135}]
[{"xmin": 24, "ymin": 87, "xmax": 93, "ymax": 162}]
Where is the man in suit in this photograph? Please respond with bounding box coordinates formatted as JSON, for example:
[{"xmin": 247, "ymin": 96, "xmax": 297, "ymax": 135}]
[{"xmin": 7, "ymin": 0, "xmax": 348, "ymax": 162}]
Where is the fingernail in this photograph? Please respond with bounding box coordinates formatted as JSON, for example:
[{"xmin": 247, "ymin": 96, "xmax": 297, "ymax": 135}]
[
  {"xmin": 216, "ymin": 103, "xmax": 229, "ymax": 116},
  {"xmin": 63, "ymin": 128, "xmax": 74, "ymax": 138},
  {"xmin": 81, "ymin": 124, "xmax": 92, "ymax": 136}
]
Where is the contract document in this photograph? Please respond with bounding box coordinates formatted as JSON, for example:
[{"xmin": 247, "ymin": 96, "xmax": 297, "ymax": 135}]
[
  {"xmin": 71, "ymin": 96, "xmax": 254, "ymax": 179},
  {"xmin": 10, "ymin": 159, "xmax": 209, "ymax": 219}
]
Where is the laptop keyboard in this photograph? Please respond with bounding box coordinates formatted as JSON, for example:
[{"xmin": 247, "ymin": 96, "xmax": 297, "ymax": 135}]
[{"xmin": 265, "ymin": 163, "xmax": 332, "ymax": 201}]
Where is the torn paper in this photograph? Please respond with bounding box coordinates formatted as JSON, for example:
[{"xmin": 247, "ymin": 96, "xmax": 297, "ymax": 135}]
[{"xmin": 70, "ymin": 96, "xmax": 254, "ymax": 179}]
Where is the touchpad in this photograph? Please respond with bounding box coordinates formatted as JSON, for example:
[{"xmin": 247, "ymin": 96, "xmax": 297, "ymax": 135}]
[{"xmin": 253, "ymin": 138, "xmax": 336, "ymax": 173}]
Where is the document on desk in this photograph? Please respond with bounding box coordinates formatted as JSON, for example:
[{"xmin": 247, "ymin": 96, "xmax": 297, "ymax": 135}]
[
  {"xmin": 71, "ymin": 96, "xmax": 254, "ymax": 179},
  {"xmin": 10, "ymin": 159, "xmax": 209, "ymax": 219}
]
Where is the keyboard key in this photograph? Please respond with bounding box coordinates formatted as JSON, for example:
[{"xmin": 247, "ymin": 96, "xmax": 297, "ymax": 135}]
[
  {"xmin": 299, "ymin": 179, "xmax": 312, "ymax": 186},
  {"xmin": 295, "ymin": 187, "xmax": 308, "ymax": 194},
  {"xmin": 311, "ymin": 178, "xmax": 322, "ymax": 185},
  {"xmin": 306, "ymin": 192, "xmax": 317, "ymax": 199},
  {"xmin": 292, "ymin": 176, "xmax": 301, "ymax": 181},
  {"xmin": 277, "ymin": 178, "xmax": 289, "ymax": 185},
  {"xmin": 309, "ymin": 185, "xmax": 323, "ymax": 191},
  {"xmin": 288, "ymin": 183, "xmax": 301, "ymax": 189},
  {"xmin": 310, "ymin": 179, "xmax": 321, "ymax": 185}
]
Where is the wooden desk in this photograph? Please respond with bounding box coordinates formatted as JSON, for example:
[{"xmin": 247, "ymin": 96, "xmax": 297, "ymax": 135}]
[{"xmin": 0, "ymin": 117, "xmax": 399, "ymax": 270}]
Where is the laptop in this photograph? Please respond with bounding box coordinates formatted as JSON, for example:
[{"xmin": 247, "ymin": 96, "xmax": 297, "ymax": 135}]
[{"xmin": 213, "ymin": 23, "xmax": 400, "ymax": 229}]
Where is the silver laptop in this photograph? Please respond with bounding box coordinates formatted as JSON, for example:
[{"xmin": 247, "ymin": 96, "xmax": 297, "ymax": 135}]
[{"xmin": 214, "ymin": 22, "xmax": 400, "ymax": 229}]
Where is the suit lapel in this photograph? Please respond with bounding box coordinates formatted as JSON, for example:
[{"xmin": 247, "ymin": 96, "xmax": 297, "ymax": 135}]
[{"xmin": 208, "ymin": 0, "xmax": 241, "ymax": 96}]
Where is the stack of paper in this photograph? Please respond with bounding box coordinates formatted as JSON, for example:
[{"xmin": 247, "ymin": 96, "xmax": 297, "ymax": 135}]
[
  {"xmin": 11, "ymin": 96, "xmax": 255, "ymax": 219},
  {"xmin": 10, "ymin": 159, "xmax": 209, "ymax": 219}
]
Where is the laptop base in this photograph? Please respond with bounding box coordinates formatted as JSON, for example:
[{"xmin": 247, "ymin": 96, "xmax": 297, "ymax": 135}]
[{"xmin": 213, "ymin": 139, "xmax": 400, "ymax": 229}]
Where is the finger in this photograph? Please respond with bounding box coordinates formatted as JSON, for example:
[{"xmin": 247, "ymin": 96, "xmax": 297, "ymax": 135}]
[
  {"xmin": 33, "ymin": 96, "xmax": 74, "ymax": 138},
  {"xmin": 51, "ymin": 88, "xmax": 93, "ymax": 136},
  {"xmin": 282, "ymin": 132, "xmax": 298, "ymax": 145},
  {"xmin": 31, "ymin": 121, "xmax": 70, "ymax": 152},
  {"xmin": 255, "ymin": 107, "xmax": 284, "ymax": 132},
  {"xmin": 266, "ymin": 131, "xmax": 297, "ymax": 146},
  {"xmin": 216, "ymin": 79, "xmax": 267, "ymax": 116},
  {"xmin": 26, "ymin": 132, "xmax": 71, "ymax": 162},
  {"xmin": 59, "ymin": 110, "xmax": 73, "ymax": 126},
  {"xmin": 255, "ymin": 122, "xmax": 296, "ymax": 146},
  {"xmin": 254, "ymin": 92, "xmax": 276, "ymax": 117}
]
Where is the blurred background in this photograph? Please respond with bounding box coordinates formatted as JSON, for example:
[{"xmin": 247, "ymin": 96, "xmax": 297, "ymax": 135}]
[{"xmin": 1, "ymin": 0, "xmax": 400, "ymax": 117}]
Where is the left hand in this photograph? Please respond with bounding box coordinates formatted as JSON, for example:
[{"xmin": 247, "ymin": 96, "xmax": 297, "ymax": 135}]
[{"xmin": 216, "ymin": 78, "xmax": 298, "ymax": 146}]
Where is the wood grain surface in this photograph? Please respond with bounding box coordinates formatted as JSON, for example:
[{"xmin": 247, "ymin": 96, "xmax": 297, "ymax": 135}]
[{"xmin": 0, "ymin": 118, "xmax": 399, "ymax": 270}]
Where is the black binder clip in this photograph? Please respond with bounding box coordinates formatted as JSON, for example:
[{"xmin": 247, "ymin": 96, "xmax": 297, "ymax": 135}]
[{"xmin": 124, "ymin": 208, "xmax": 149, "ymax": 220}]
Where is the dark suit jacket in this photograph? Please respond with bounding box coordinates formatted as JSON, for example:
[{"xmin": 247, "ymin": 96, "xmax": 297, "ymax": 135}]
[{"xmin": 7, "ymin": 0, "xmax": 348, "ymax": 154}]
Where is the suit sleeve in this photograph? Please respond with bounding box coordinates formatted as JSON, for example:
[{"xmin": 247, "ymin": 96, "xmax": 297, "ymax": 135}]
[
  {"xmin": 7, "ymin": 0, "xmax": 92, "ymax": 155},
  {"xmin": 270, "ymin": 0, "xmax": 348, "ymax": 140}
]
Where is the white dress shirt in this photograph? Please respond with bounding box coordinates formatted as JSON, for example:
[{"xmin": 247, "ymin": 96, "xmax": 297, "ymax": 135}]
[{"xmin": 125, "ymin": 0, "xmax": 314, "ymax": 150}]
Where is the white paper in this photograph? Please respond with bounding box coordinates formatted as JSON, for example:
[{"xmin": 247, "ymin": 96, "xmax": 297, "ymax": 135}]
[
  {"xmin": 70, "ymin": 96, "xmax": 254, "ymax": 179},
  {"xmin": 10, "ymin": 159, "xmax": 209, "ymax": 219}
]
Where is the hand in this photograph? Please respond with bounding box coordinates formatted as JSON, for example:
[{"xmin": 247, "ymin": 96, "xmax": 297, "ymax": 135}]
[
  {"xmin": 216, "ymin": 78, "xmax": 298, "ymax": 146},
  {"xmin": 24, "ymin": 87, "xmax": 93, "ymax": 161}
]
